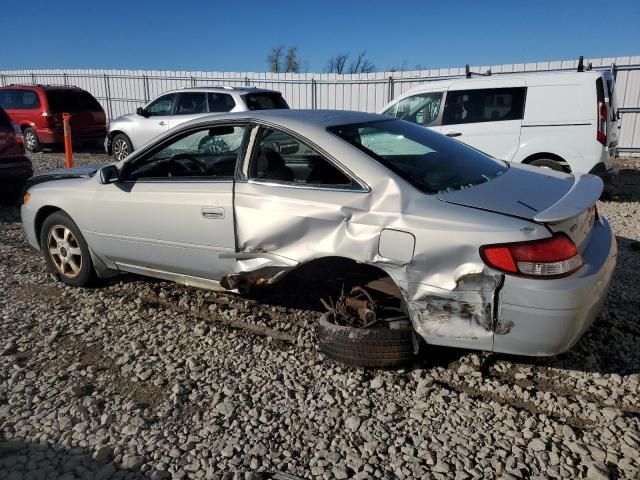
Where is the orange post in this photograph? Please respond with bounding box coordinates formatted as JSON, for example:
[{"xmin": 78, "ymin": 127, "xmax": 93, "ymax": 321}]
[{"xmin": 63, "ymin": 113, "xmax": 73, "ymax": 168}]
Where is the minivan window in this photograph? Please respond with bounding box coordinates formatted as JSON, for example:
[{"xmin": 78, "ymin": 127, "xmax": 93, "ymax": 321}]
[
  {"xmin": 384, "ymin": 92, "xmax": 443, "ymax": 127},
  {"xmin": 329, "ymin": 119, "xmax": 507, "ymax": 194},
  {"xmin": 243, "ymin": 93, "xmax": 289, "ymax": 110},
  {"xmin": 0, "ymin": 89, "xmax": 41, "ymax": 110},
  {"xmin": 46, "ymin": 90, "xmax": 103, "ymax": 112},
  {"xmin": 146, "ymin": 94, "xmax": 175, "ymax": 116},
  {"xmin": 442, "ymin": 87, "xmax": 526, "ymax": 125},
  {"xmin": 175, "ymin": 92, "xmax": 206, "ymax": 115},
  {"xmin": 207, "ymin": 93, "xmax": 236, "ymax": 113}
]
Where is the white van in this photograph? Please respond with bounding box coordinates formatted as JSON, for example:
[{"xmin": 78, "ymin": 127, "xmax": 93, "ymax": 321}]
[{"xmin": 380, "ymin": 71, "xmax": 619, "ymax": 176}]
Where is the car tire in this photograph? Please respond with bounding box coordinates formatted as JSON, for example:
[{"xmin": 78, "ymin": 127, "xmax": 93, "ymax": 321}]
[
  {"xmin": 40, "ymin": 211, "xmax": 95, "ymax": 287},
  {"xmin": 530, "ymin": 158, "xmax": 566, "ymax": 172},
  {"xmin": 23, "ymin": 127, "xmax": 42, "ymax": 153},
  {"xmin": 315, "ymin": 312, "xmax": 415, "ymax": 368},
  {"xmin": 112, "ymin": 133, "xmax": 133, "ymax": 161}
]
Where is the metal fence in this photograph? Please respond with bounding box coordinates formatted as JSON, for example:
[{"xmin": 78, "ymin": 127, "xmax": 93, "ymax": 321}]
[{"xmin": 1, "ymin": 55, "xmax": 640, "ymax": 153}]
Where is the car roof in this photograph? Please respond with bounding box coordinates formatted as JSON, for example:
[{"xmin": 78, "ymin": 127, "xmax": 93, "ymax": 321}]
[
  {"xmin": 182, "ymin": 109, "xmax": 386, "ymax": 128},
  {"xmin": 395, "ymin": 70, "xmax": 604, "ymax": 97},
  {"xmin": 164, "ymin": 86, "xmax": 281, "ymax": 95},
  {"xmin": 0, "ymin": 85, "xmax": 86, "ymax": 91}
]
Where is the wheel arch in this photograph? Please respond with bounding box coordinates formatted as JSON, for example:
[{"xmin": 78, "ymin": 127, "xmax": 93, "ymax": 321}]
[
  {"xmin": 521, "ymin": 152, "xmax": 571, "ymax": 172},
  {"xmin": 34, "ymin": 205, "xmax": 63, "ymax": 248}
]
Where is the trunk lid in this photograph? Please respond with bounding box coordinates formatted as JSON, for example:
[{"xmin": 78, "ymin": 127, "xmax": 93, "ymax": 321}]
[{"xmin": 436, "ymin": 163, "xmax": 603, "ymax": 249}]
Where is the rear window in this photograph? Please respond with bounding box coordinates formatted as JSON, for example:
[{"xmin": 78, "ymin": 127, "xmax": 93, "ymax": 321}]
[
  {"xmin": 46, "ymin": 90, "xmax": 103, "ymax": 112},
  {"xmin": 243, "ymin": 93, "xmax": 289, "ymax": 110},
  {"xmin": 0, "ymin": 89, "xmax": 41, "ymax": 110},
  {"xmin": 328, "ymin": 119, "xmax": 507, "ymax": 194}
]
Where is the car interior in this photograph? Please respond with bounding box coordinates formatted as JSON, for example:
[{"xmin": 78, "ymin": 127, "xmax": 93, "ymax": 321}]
[{"xmin": 250, "ymin": 128, "xmax": 352, "ymax": 186}]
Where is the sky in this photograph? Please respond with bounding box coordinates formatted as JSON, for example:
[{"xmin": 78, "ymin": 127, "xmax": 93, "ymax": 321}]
[{"xmin": 1, "ymin": 0, "xmax": 639, "ymax": 73}]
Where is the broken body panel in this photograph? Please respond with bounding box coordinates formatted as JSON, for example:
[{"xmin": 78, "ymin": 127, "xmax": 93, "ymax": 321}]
[{"xmin": 21, "ymin": 110, "xmax": 616, "ymax": 356}]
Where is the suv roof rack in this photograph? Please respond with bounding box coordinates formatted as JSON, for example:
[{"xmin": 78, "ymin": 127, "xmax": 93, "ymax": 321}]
[{"xmin": 6, "ymin": 83, "xmax": 80, "ymax": 89}]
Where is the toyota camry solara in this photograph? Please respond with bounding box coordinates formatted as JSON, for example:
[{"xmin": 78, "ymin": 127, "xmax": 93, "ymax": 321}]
[{"xmin": 21, "ymin": 110, "xmax": 617, "ymax": 356}]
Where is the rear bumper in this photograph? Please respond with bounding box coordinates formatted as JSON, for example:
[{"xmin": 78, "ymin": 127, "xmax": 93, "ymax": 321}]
[
  {"xmin": 36, "ymin": 127, "xmax": 107, "ymax": 144},
  {"xmin": 0, "ymin": 157, "xmax": 33, "ymax": 186},
  {"xmin": 494, "ymin": 216, "xmax": 617, "ymax": 355}
]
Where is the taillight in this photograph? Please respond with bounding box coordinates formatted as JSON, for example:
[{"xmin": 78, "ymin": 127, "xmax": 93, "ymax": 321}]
[
  {"xmin": 597, "ymin": 102, "xmax": 607, "ymax": 146},
  {"xmin": 11, "ymin": 123, "xmax": 23, "ymax": 143},
  {"xmin": 480, "ymin": 234, "xmax": 583, "ymax": 278},
  {"xmin": 41, "ymin": 111, "xmax": 58, "ymax": 127}
]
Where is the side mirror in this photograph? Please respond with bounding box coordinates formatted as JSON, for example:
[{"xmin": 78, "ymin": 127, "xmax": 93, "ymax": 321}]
[
  {"xmin": 99, "ymin": 165, "xmax": 120, "ymax": 184},
  {"xmin": 136, "ymin": 107, "xmax": 148, "ymax": 117}
]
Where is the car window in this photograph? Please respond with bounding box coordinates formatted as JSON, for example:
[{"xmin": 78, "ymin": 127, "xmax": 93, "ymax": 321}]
[
  {"xmin": 0, "ymin": 89, "xmax": 41, "ymax": 110},
  {"xmin": 442, "ymin": 87, "xmax": 526, "ymax": 125},
  {"xmin": 124, "ymin": 126, "xmax": 246, "ymax": 181},
  {"xmin": 329, "ymin": 119, "xmax": 507, "ymax": 194},
  {"xmin": 249, "ymin": 127, "xmax": 352, "ymax": 186},
  {"xmin": 46, "ymin": 90, "xmax": 102, "ymax": 112},
  {"xmin": 243, "ymin": 93, "xmax": 289, "ymax": 110},
  {"xmin": 146, "ymin": 94, "xmax": 175, "ymax": 116},
  {"xmin": 384, "ymin": 92, "xmax": 443, "ymax": 127},
  {"xmin": 175, "ymin": 92, "xmax": 206, "ymax": 115},
  {"xmin": 208, "ymin": 93, "xmax": 236, "ymax": 113}
]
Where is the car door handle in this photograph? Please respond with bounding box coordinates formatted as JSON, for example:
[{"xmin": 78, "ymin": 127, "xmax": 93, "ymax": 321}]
[
  {"xmin": 201, "ymin": 207, "xmax": 225, "ymax": 219},
  {"xmin": 159, "ymin": 121, "xmax": 167, "ymax": 126},
  {"xmin": 445, "ymin": 131, "xmax": 462, "ymax": 137}
]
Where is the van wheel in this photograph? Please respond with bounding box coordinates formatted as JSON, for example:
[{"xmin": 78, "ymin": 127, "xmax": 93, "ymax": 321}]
[
  {"xmin": 40, "ymin": 211, "xmax": 95, "ymax": 287},
  {"xmin": 112, "ymin": 133, "xmax": 132, "ymax": 161},
  {"xmin": 23, "ymin": 127, "xmax": 42, "ymax": 153},
  {"xmin": 316, "ymin": 312, "xmax": 416, "ymax": 368},
  {"xmin": 530, "ymin": 158, "xmax": 566, "ymax": 172}
]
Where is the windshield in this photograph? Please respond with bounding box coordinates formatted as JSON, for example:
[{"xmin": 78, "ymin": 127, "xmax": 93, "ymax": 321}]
[
  {"xmin": 243, "ymin": 93, "xmax": 289, "ymax": 110},
  {"xmin": 328, "ymin": 119, "xmax": 507, "ymax": 194}
]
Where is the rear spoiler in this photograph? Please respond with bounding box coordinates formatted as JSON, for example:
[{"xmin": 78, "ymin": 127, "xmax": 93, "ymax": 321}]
[{"xmin": 533, "ymin": 173, "xmax": 603, "ymax": 223}]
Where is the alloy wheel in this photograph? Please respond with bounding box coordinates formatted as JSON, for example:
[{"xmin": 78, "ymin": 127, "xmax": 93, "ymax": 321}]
[
  {"xmin": 47, "ymin": 225, "xmax": 83, "ymax": 278},
  {"xmin": 113, "ymin": 138, "xmax": 129, "ymax": 160},
  {"xmin": 24, "ymin": 130, "xmax": 36, "ymax": 151}
]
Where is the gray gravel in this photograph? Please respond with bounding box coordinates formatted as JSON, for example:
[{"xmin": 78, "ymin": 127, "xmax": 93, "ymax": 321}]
[{"xmin": 1, "ymin": 152, "xmax": 639, "ymax": 479}]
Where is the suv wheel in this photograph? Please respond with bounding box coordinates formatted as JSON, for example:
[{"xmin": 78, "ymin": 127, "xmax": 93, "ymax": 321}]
[
  {"xmin": 112, "ymin": 133, "xmax": 133, "ymax": 161},
  {"xmin": 23, "ymin": 127, "xmax": 41, "ymax": 153}
]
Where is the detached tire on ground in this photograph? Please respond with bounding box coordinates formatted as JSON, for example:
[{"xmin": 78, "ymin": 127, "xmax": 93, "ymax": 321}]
[{"xmin": 316, "ymin": 312, "xmax": 415, "ymax": 368}]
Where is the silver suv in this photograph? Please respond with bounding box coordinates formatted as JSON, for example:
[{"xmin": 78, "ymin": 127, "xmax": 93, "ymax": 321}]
[{"xmin": 105, "ymin": 87, "xmax": 289, "ymax": 160}]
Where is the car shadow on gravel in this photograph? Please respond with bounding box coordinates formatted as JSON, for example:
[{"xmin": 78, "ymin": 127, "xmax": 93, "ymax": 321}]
[
  {"xmin": 602, "ymin": 162, "xmax": 640, "ymax": 203},
  {"xmin": 0, "ymin": 439, "xmax": 153, "ymax": 479}
]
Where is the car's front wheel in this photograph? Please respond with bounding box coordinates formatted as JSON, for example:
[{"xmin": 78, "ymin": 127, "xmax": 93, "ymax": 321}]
[
  {"xmin": 112, "ymin": 133, "xmax": 133, "ymax": 161},
  {"xmin": 40, "ymin": 211, "xmax": 94, "ymax": 287},
  {"xmin": 23, "ymin": 127, "xmax": 42, "ymax": 153}
]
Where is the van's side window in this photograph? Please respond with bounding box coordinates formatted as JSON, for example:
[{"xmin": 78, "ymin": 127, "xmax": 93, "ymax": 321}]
[
  {"xmin": 442, "ymin": 87, "xmax": 526, "ymax": 125},
  {"xmin": 384, "ymin": 92, "xmax": 443, "ymax": 127}
]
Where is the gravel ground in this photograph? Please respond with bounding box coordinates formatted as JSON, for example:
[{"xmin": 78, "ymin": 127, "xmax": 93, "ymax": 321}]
[{"xmin": 1, "ymin": 151, "xmax": 639, "ymax": 480}]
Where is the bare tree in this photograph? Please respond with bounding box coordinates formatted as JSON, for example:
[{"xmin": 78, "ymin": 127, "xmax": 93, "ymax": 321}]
[
  {"xmin": 326, "ymin": 53, "xmax": 349, "ymax": 74},
  {"xmin": 348, "ymin": 51, "xmax": 375, "ymax": 74},
  {"xmin": 284, "ymin": 47, "xmax": 301, "ymax": 73},
  {"xmin": 267, "ymin": 46, "xmax": 285, "ymax": 73}
]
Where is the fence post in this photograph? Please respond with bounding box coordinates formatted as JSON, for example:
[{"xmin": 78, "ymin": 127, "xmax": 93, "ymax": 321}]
[
  {"xmin": 63, "ymin": 72, "xmax": 68, "ymax": 86},
  {"xmin": 190, "ymin": 75, "xmax": 196, "ymax": 87},
  {"xmin": 143, "ymin": 75, "xmax": 150, "ymax": 103},
  {"xmin": 611, "ymin": 63, "xmax": 617, "ymax": 81},
  {"xmin": 311, "ymin": 78, "xmax": 317, "ymax": 109},
  {"xmin": 31, "ymin": 73, "xmax": 37, "ymax": 85},
  {"xmin": 0, "ymin": 74, "xmax": 5, "ymax": 87},
  {"xmin": 387, "ymin": 76, "xmax": 394, "ymax": 103},
  {"xmin": 244, "ymin": 76, "xmax": 250, "ymax": 87},
  {"xmin": 103, "ymin": 73, "xmax": 113, "ymax": 120}
]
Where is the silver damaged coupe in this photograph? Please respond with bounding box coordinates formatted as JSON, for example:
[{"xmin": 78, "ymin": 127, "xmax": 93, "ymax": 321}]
[{"xmin": 21, "ymin": 110, "xmax": 617, "ymax": 356}]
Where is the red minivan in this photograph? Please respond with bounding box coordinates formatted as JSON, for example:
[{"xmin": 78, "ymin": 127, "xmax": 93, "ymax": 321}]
[{"xmin": 0, "ymin": 85, "xmax": 107, "ymax": 152}]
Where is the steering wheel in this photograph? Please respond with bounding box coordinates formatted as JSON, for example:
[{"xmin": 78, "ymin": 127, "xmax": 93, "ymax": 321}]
[{"xmin": 167, "ymin": 153, "xmax": 207, "ymax": 177}]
